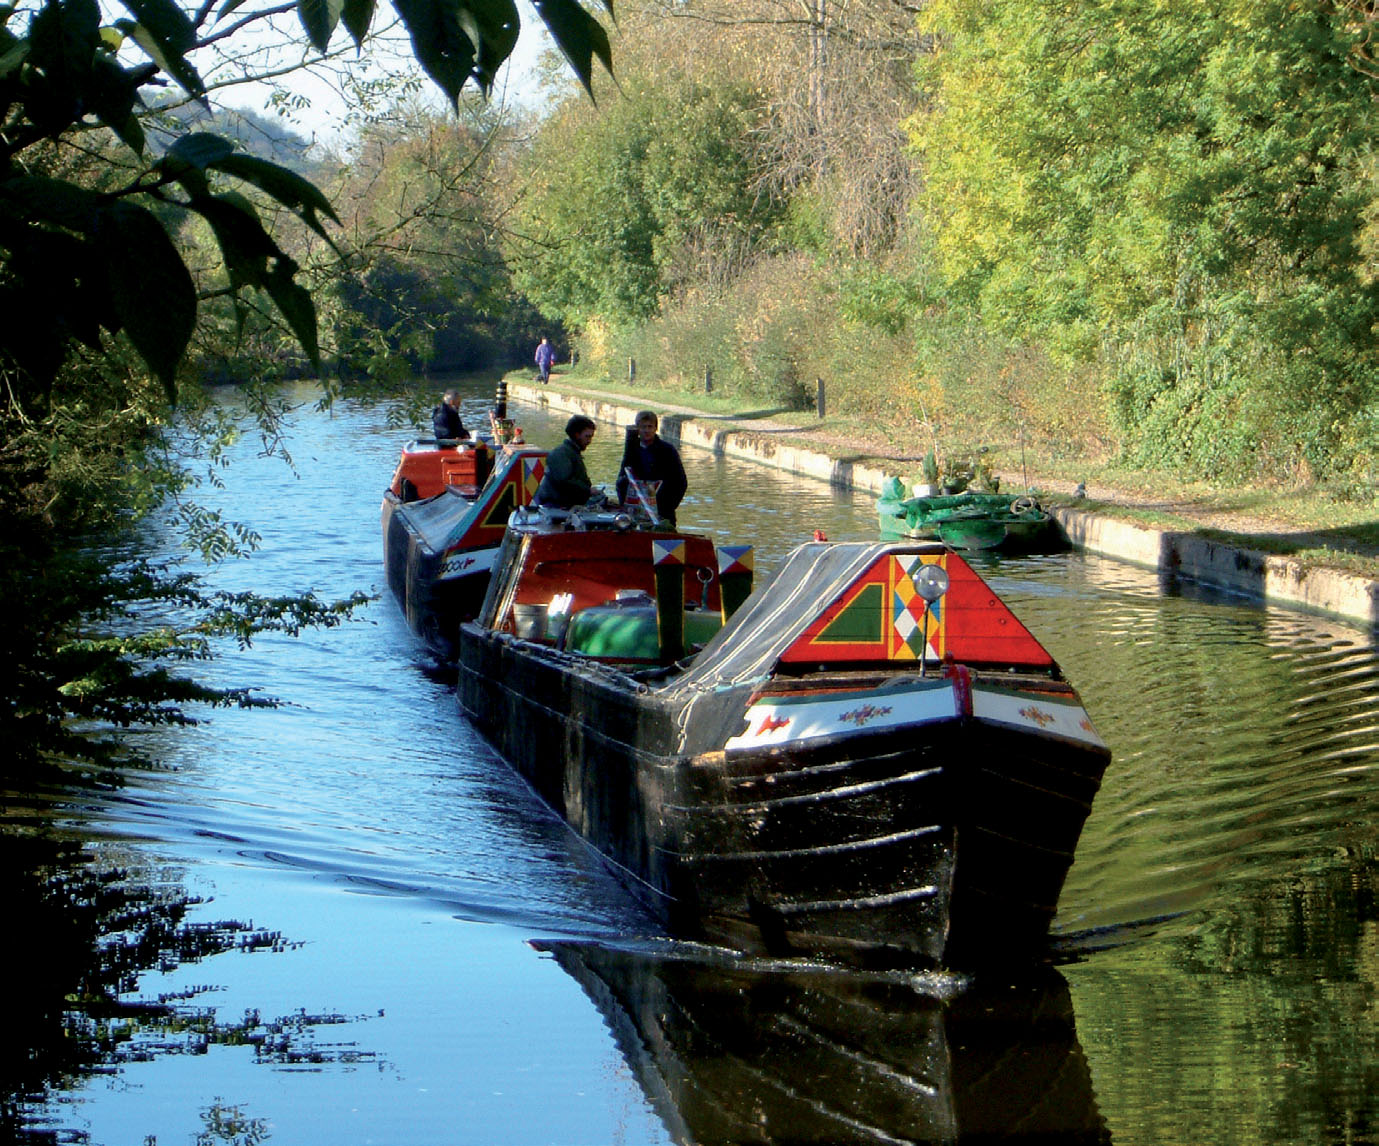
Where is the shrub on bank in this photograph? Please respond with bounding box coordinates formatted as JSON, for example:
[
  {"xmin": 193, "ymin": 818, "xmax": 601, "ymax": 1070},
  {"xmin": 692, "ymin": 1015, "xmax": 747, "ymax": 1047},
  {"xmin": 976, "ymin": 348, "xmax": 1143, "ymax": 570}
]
[{"xmin": 572, "ymin": 252, "xmax": 1117, "ymax": 471}]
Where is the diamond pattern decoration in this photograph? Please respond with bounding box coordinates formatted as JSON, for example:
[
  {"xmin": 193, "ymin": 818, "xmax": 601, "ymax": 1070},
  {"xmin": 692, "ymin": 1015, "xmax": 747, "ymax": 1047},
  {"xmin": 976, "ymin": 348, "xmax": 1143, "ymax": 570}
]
[
  {"xmin": 523, "ymin": 457, "xmax": 544, "ymax": 500},
  {"xmin": 654, "ymin": 538, "xmax": 687, "ymax": 566},
  {"xmin": 890, "ymin": 554, "xmax": 943, "ymax": 661},
  {"xmin": 718, "ymin": 545, "xmax": 754, "ymax": 575}
]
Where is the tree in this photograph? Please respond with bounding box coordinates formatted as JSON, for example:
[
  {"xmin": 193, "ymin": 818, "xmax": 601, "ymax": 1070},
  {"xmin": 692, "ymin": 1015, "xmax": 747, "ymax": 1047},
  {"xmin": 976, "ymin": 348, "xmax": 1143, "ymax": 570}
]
[
  {"xmin": 506, "ymin": 74, "xmax": 782, "ymax": 329},
  {"xmin": 0, "ymin": 0, "xmax": 612, "ymax": 402},
  {"xmin": 622, "ymin": 0, "xmax": 928, "ymax": 258},
  {"xmin": 0, "ymin": 0, "xmax": 613, "ymax": 776},
  {"xmin": 912, "ymin": 0, "xmax": 1379, "ymax": 482},
  {"xmin": 323, "ymin": 102, "xmax": 538, "ymax": 378}
]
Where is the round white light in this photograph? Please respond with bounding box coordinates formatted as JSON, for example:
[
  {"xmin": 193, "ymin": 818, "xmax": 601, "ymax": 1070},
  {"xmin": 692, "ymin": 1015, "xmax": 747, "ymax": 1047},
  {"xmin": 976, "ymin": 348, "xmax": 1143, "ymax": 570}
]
[{"xmin": 915, "ymin": 563, "xmax": 949, "ymax": 603}]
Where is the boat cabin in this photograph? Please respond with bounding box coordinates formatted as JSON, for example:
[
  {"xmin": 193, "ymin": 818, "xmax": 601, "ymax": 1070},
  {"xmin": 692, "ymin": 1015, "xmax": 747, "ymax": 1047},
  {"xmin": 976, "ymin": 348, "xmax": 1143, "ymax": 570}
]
[
  {"xmin": 478, "ymin": 508, "xmax": 740, "ymax": 665},
  {"xmin": 389, "ymin": 438, "xmax": 496, "ymax": 502}
]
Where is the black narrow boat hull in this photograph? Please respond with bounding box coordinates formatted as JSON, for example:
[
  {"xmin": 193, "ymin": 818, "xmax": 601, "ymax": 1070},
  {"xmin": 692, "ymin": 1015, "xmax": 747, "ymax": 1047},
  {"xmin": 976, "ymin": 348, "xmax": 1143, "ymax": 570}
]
[
  {"xmin": 380, "ymin": 445, "xmax": 547, "ymax": 658},
  {"xmin": 382, "ymin": 491, "xmax": 493, "ymax": 657},
  {"xmin": 457, "ymin": 626, "xmax": 1108, "ymax": 968}
]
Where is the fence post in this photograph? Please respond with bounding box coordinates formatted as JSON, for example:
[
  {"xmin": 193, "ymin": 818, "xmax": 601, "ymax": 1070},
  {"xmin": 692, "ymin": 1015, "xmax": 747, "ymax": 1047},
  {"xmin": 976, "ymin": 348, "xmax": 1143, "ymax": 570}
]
[
  {"xmin": 629, "ymin": 358, "xmax": 636, "ymax": 383},
  {"xmin": 816, "ymin": 377, "xmax": 826, "ymax": 418},
  {"xmin": 704, "ymin": 365, "xmax": 713, "ymax": 394}
]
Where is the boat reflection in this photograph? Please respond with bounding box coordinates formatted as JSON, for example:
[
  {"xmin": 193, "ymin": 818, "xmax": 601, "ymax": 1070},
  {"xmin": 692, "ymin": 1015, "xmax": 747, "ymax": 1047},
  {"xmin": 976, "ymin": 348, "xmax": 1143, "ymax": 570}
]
[{"xmin": 536, "ymin": 939, "xmax": 1110, "ymax": 1145}]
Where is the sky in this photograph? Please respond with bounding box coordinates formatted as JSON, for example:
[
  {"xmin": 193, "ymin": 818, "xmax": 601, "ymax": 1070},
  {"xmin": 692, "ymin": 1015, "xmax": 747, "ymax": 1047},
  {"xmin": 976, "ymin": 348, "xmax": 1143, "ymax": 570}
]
[{"xmin": 218, "ymin": 0, "xmax": 556, "ymax": 148}]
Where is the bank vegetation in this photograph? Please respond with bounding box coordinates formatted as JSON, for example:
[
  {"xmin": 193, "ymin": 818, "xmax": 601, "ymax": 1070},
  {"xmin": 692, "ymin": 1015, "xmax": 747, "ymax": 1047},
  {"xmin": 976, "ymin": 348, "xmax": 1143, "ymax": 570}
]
[
  {"xmin": 4, "ymin": 0, "xmax": 1378, "ymax": 773},
  {"xmin": 504, "ymin": 0, "xmax": 1378, "ymax": 506}
]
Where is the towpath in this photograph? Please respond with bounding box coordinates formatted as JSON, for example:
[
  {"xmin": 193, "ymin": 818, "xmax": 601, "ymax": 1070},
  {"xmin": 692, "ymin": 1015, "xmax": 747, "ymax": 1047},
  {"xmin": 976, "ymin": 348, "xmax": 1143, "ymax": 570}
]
[{"xmin": 512, "ymin": 378, "xmax": 1379, "ymax": 627}]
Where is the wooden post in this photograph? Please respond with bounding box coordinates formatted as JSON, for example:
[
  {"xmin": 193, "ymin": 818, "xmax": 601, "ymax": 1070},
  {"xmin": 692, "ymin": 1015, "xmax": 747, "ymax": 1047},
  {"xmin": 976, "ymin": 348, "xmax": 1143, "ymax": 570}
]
[
  {"xmin": 717, "ymin": 545, "xmax": 755, "ymax": 623},
  {"xmin": 816, "ymin": 377, "xmax": 826, "ymax": 418},
  {"xmin": 704, "ymin": 364, "xmax": 713, "ymax": 394},
  {"xmin": 653, "ymin": 538, "xmax": 686, "ymax": 664},
  {"xmin": 629, "ymin": 357, "xmax": 636, "ymax": 383}
]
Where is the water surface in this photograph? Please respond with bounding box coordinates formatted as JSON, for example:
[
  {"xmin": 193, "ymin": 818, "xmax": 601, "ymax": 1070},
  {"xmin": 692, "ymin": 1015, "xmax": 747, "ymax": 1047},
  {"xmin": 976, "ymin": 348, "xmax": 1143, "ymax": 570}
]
[{"xmin": 7, "ymin": 378, "xmax": 1379, "ymax": 1145}]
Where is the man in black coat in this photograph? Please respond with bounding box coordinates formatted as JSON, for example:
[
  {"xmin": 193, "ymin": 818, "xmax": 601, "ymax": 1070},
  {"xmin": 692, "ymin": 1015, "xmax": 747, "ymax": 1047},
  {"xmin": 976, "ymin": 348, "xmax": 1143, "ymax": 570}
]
[
  {"xmin": 432, "ymin": 389, "xmax": 469, "ymax": 441},
  {"xmin": 615, "ymin": 410, "xmax": 687, "ymax": 527},
  {"xmin": 535, "ymin": 415, "xmax": 598, "ymax": 509}
]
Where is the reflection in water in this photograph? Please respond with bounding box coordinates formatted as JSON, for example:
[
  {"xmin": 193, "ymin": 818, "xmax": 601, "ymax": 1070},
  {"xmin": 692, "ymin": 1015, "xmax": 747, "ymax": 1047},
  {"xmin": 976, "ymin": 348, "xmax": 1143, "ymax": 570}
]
[
  {"xmin": 9, "ymin": 381, "xmax": 1379, "ymax": 1143},
  {"xmin": 538, "ymin": 940, "xmax": 1110, "ymax": 1146},
  {"xmin": 0, "ymin": 824, "xmax": 379, "ymax": 1144}
]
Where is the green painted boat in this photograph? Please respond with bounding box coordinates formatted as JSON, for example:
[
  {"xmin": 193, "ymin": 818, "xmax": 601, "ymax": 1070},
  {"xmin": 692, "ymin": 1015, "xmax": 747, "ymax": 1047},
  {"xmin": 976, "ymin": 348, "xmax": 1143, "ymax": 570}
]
[{"xmin": 878, "ymin": 481, "xmax": 1059, "ymax": 553}]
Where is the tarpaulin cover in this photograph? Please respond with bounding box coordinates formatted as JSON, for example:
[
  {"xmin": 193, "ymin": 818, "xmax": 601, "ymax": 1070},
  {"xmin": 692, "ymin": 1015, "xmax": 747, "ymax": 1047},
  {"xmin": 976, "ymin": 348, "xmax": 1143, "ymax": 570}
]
[{"xmin": 678, "ymin": 543, "xmax": 1055, "ymax": 694}]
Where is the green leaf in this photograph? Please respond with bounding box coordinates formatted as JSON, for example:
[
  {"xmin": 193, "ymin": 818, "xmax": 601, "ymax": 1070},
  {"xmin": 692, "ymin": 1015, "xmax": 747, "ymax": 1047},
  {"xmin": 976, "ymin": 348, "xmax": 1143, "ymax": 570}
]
[
  {"xmin": 189, "ymin": 193, "xmax": 320, "ymax": 365},
  {"xmin": 209, "ymin": 152, "xmax": 341, "ymax": 238},
  {"xmin": 0, "ymin": 175, "xmax": 102, "ymax": 230},
  {"xmin": 158, "ymin": 132, "xmax": 237, "ymax": 198},
  {"xmin": 93, "ymin": 200, "xmax": 196, "ymax": 399},
  {"xmin": 528, "ymin": 0, "xmax": 612, "ymax": 97},
  {"xmin": 115, "ymin": 0, "xmax": 204, "ymax": 99},
  {"xmin": 340, "ymin": 0, "xmax": 372, "ymax": 44},
  {"xmin": 454, "ymin": 0, "xmax": 518, "ymax": 93},
  {"xmin": 0, "ymin": 225, "xmax": 99, "ymax": 380},
  {"xmin": 391, "ymin": 0, "xmax": 479, "ymax": 105},
  {"xmin": 118, "ymin": 0, "xmax": 193, "ymax": 53},
  {"xmin": 190, "ymin": 191, "xmax": 277, "ymax": 290},
  {"xmin": 263, "ymin": 256, "xmax": 319, "ymax": 366},
  {"xmin": 297, "ymin": 0, "xmax": 342, "ymax": 53},
  {"xmin": 67, "ymin": 239, "xmax": 113, "ymax": 349},
  {"xmin": 88, "ymin": 53, "xmax": 145, "ymax": 153},
  {"xmin": 0, "ymin": 37, "xmax": 27, "ymax": 79},
  {"xmin": 0, "ymin": 281, "xmax": 70, "ymax": 388},
  {"xmin": 28, "ymin": 0, "xmax": 100, "ymax": 81},
  {"xmin": 166, "ymin": 131, "xmax": 237, "ymax": 168},
  {"xmin": 26, "ymin": 0, "xmax": 100, "ymax": 126},
  {"xmin": 117, "ymin": 17, "xmax": 205, "ymax": 98}
]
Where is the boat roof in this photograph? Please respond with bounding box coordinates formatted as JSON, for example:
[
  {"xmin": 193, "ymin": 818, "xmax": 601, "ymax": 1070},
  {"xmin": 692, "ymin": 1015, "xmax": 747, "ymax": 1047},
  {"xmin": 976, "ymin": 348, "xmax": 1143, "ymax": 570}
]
[{"xmin": 677, "ymin": 542, "xmax": 1058, "ymax": 689}]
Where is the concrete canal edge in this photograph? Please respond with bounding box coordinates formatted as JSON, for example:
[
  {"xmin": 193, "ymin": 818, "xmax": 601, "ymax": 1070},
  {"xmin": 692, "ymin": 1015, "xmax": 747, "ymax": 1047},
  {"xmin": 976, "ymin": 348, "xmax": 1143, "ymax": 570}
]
[
  {"xmin": 1054, "ymin": 508, "xmax": 1379, "ymax": 626},
  {"xmin": 511, "ymin": 382, "xmax": 1379, "ymax": 629}
]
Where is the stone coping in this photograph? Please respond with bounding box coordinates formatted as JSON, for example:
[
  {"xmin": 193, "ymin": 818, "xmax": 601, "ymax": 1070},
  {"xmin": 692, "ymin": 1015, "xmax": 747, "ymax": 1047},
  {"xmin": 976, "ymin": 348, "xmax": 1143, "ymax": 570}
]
[{"xmin": 514, "ymin": 383, "xmax": 1379, "ymax": 628}]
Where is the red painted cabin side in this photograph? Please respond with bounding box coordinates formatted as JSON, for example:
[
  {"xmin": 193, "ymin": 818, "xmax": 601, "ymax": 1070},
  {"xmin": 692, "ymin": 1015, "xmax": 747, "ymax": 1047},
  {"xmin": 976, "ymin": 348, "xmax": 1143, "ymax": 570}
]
[{"xmin": 389, "ymin": 440, "xmax": 495, "ymax": 501}]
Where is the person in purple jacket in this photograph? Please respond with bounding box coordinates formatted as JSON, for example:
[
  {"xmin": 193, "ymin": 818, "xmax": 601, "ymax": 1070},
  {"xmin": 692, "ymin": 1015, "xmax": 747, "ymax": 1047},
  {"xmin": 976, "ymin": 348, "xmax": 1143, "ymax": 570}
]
[{"xmin": 534, "ymin": 337, "xmax": 555, "ymax": 384}]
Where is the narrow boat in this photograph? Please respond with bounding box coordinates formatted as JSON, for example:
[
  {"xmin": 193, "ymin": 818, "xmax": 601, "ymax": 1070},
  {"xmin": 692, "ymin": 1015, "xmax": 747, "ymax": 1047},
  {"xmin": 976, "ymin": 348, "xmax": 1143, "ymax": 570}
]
[
  {"xmin": 457, "ymin": 508, "xmax": 1110, "ymax": 969},
  {"xmin": 878, "ymin": 479, "xmax": 1060, "ymax": 552},
  {"xmin": 381, "ymin": 435, "xmax": 548, "ymax": 658},
  {"xmin": 540, "ymin": 940, "xmax": 1110, "ymax": 1146}
]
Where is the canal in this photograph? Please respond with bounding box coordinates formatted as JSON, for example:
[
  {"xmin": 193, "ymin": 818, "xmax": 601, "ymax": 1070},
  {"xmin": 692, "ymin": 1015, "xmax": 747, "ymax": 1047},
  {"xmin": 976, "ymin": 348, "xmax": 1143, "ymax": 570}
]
[{"xmin": 5, "ymin": 377, "xmax": 1379, "ymax": 1144}]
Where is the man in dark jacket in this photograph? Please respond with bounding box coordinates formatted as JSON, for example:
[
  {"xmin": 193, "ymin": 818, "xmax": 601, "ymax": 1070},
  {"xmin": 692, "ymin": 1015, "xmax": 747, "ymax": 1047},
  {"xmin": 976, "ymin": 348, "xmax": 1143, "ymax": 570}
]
[
  {"xmin": 615, "ymin": 410, "xmax": 687, "ymax": 527},
  {"xmin": 432, "ymin": 390, "xmax": 469, "ymax": 441},
  {"xmin": 535, "ymin": 415, "xmax": 598, "ymax": 508}
]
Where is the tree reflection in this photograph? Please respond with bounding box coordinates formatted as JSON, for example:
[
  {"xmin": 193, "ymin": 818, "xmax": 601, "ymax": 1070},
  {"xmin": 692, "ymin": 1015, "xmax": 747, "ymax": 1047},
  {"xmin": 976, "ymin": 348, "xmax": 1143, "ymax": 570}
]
[{"xmin": 0, "ymin": 828, "xmax": 379, "ymax": 1143}]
